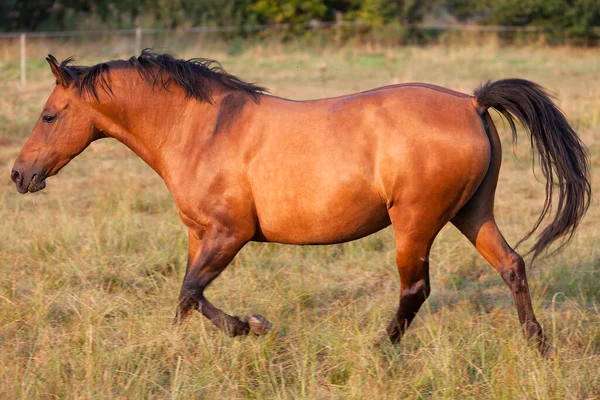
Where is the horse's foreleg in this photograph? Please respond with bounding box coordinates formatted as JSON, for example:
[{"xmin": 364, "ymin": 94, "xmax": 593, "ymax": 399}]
[
  {"xmin": 175, "ymin": 229, "xmax": 271, "ymax": 336},
  {"xmin": 174, "ymin": 229, "xmax": 249, "ymax": 335},
  {"xmin": 173, "ymin": 230, "xmax": 204, "ymax": 324},
  {"xmin": 173, "ymin": 226, "xmax": 271, "ymax": 336}
]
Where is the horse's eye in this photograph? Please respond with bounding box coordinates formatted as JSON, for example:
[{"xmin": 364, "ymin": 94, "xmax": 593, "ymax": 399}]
[{"xmin": 42, "ymin": 115, "xmax": 56, "ymax": 123}]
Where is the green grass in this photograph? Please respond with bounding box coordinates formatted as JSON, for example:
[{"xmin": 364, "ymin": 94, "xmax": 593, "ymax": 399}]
[{"xmin": 0, "ymin": 42, "xmax": 599, "ymax": 398}]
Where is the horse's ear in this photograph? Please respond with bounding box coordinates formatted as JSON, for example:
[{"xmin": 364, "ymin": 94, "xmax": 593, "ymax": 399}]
[{"xmin": 46, "ymin": 54, "xmax": 72, "ymax": 87}]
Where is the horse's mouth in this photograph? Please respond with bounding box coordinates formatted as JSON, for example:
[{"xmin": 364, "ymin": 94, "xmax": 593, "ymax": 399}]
[
  {"xmin": 27, "ymin": 175, "xmax": 47, "ymax": 193},
  {"xmin": 13, "ymin": 172, "xmax": 47, "ymax": 194}
]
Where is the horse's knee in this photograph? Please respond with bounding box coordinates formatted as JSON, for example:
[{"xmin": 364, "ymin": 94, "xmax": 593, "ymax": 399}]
[{"xmin": 499, "ymin": 252, "xmax": 528, "ymax": 293}]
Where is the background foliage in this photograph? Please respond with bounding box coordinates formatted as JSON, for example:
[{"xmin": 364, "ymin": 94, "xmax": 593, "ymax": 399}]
[{"xmin": 2, "ymin": 0, "xmax": 599, "ymax": 42}]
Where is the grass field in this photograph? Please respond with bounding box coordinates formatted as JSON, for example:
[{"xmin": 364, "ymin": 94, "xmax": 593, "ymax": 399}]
[{"xmin": 0, "ymin": 41, "xmax": 599, "ymax": 398}]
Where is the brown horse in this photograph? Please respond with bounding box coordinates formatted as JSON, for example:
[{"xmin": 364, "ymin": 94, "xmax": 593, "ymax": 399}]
[{"xmin": 11, "ymin": 51, "xmax": 590, "ymax": 352}]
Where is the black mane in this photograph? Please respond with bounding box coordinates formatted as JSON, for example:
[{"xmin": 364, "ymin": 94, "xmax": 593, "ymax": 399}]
[{"xmin": 53, "ymin": 49, "xmax": 267, "ymax": 103}]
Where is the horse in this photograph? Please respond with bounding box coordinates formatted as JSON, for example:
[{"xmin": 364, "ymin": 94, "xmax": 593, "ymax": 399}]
[{"xmin": 11, "ymin": 51, "xmax": 590, "ymax": 353}]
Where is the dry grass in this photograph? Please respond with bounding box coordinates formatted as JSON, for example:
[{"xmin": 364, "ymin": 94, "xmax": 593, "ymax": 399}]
[{"xmin": 0, "ymin": 41, "xmax": 599, "ymax": 399}]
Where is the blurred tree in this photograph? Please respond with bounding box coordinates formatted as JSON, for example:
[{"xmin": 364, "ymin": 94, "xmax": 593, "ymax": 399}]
[
  {"xmin": 1, "ymin": 0, "xmax": 56, "ymax": 31},
  {"xmin": 247, "ymin": 0, "xmax": 328, "ymax": 25},
  {"xmin": 444, "ymin": 0, "xmax": 492, "ymax": 22},
  {"xmin": 0, "ymin": 0, "xmax": 598, "ymax": 43},
  {"xmin": 486, "ymin": 0, "xmax": 600, "ymax": 40}
]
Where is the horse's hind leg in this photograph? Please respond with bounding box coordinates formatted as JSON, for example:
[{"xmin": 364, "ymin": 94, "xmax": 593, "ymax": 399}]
[
  {"xmin": 451, "ymin": 111, "xmax": 547, "ymax": 354},
  {"xmin": 451, "ymin": 179, "xmax": 548, "ymax": 352},
  {"xmin": 386, "ymin": 210, "xmax": 441, "ymax": 344},
  {"xmin": 452, "ymin": 213, "xmax": 548, "ymax": 353}
]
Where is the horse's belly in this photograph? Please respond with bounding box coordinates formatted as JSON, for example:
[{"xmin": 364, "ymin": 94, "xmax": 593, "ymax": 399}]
[{"xmin": 252, "ymin": 185, "xmax": 391, "ymax": 245}]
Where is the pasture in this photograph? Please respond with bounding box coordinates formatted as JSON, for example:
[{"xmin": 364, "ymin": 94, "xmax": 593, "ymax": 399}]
[{"xmin": 1, "ymin": 42, "xmax": 599, "ymax": 398}]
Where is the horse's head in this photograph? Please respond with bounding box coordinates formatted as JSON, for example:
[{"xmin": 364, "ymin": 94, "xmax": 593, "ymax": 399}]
[{"xmin": 11, "ymin": 55, "xmax": 100, "ymax": 193}]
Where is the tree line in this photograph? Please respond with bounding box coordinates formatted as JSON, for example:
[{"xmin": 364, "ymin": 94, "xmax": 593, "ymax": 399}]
[{"xmin": 1, "ymin": 0, "xmax": 599, "ymax": 41}]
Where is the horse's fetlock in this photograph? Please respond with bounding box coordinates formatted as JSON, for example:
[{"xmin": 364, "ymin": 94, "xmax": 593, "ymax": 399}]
[
  {"xmin": 230, "ymin": 317, "xmax": 250, "ymax": 337},
  {"xmin": 525, "ymin": 320, "xmax": 542, "ymax": 336},
  {"xmin": 401, "ymin": 278, "xmax": 430, "ymax": 299}
]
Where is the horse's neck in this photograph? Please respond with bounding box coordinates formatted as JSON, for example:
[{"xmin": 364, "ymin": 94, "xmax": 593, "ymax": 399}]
[{"xmin": 97, "ymin": 86, "xmax": 221, "ymax": 180}]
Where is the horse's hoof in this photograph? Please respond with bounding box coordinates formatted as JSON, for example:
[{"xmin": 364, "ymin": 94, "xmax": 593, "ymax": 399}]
[{"xmin": 246, "ymin": 313, "xmax": 272, "ymax": 335}]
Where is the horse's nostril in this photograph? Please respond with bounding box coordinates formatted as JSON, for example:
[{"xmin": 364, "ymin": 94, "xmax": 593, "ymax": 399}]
[{"xmin": 11, "ymin": 169, "xmax": 21, "ymax": 183}]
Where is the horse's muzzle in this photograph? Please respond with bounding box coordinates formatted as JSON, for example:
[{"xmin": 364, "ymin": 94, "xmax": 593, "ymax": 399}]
[{"xmin": 11, "ymin": 166, "xmax": 47, "ymax": 194}]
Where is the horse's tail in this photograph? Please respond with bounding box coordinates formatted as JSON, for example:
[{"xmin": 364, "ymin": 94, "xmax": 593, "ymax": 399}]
[{"xmin": 473, "ymin": 79, "xmax": 591, "ymax": 259}]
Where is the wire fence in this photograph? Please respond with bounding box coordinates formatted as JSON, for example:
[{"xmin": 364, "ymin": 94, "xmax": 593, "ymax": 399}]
[{"xmin": 0, "ymin": 21, "xmax": 557, "ymax": 87}]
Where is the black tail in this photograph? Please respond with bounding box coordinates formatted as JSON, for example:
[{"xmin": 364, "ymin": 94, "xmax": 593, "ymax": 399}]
[{"xmin": 474, "ymin": 79, "xmax": 591, "ymax": 259}]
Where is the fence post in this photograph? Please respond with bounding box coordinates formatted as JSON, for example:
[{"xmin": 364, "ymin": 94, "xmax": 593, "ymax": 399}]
[
  {"xmin": 20, "ymin": 33, "xmax": 26, "ymax": 87},
  {"xmin": 335, "ymin": 11, "xmax": 342, "ymax": 46},
  {"xmin": 135, "ymin": 27, "xmax": 142, "ymax": 55}
]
